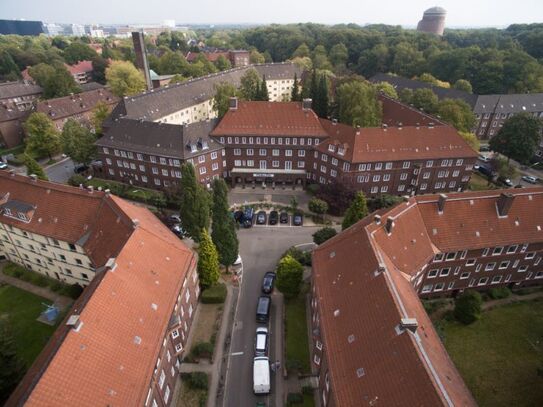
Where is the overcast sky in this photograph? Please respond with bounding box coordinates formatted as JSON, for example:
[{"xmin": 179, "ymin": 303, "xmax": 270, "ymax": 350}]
[{"xmin": 1, "ymin": 0, "xmax": 542, "ymax": 27}]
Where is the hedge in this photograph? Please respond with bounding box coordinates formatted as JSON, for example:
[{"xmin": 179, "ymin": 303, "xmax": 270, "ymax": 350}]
[
  {"xmin": 181, "ymin": 372, "xmax": 209, "ymax": 390},
  {"xmin": 191, "ymin": 341, "xmax": 214, "ymax": 359},
  {"xmin": 200, "ymin": 283, "xmax": 227, "ymax": 304}
]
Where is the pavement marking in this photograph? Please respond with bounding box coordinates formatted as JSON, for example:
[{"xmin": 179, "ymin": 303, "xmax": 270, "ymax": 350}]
[{"xmin": 230, "ymin": 351, "xmax": 244, "ymax": 356}]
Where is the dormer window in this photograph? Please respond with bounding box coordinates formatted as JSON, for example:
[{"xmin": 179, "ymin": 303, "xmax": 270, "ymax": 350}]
[
  {"xmin": 328, "ymin": 145, "xmax": 336, "ymax": 153},
  {"xmin": 337, "ymin": 147, "xmax": 345, "ymax": 156},
  {"xmin": 4, "ymin": 208, "xmax": 11, "ymax": 216},
  {"xmin": 17, "ymin": 213, "xmax": 27, "ymax": 221}
]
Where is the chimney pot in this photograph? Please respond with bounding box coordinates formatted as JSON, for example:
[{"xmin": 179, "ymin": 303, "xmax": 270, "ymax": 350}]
[
  {"xmin": 87, "ymin": 185, "xmax": 94, "ymax": 193},
  {"xmin": 374, "ymin": 214, "xmax": 381, "ymax": 225},
  {"xmin": 29, "ymin": 174, "xmax": 37, "ymax": 181},
  {"xmin": 385, "ymin": 217, "xmax": 395, "ymax": 234},
  {"xmin": 497, "ymin": 193, "xmax": 514, "ymax": 217},
  {"xmin": 438, "ymin": 194, "xmax": 447, "ymax": 213}
]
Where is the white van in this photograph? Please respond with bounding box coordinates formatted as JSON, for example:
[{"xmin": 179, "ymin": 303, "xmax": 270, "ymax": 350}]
[{"xmin": 253, "ymin": 356, "xmax": 271, "ymax": 394}]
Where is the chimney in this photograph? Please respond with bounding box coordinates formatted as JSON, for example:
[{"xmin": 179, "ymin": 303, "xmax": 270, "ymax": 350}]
[
  {"xmin": 400, "ymin": 318, "xmax": 418, "ymax": 333},
  {"xmin": 29, "ymin": 174, "xmax": 37, "ymax": 181},
  {"xmin": 437, "ymin": 194, "xmax": 447, "ymax": 213},
  {"xmin": 87, "ymin": 185, "xmax": 94, "ymax": 194},
  {"xmin": 302, "ymin": 98, "xmax": 312, "ymax": 111},
  {"xmin": 497, "ymin": 193, "xmax": 514, "ymax": 217},
  {"xmin": 229, "ymin": 97, "xmax": 238, "ymax": 110},
  {"xmin": 104, "ymin": 189, "xmax": 111, "ymax": 196},
  {"xmin": 332, "ymin": 118, "xmax": 338, "ymax": 125},
  {"xmin": 374, "ymin": 214, "xmax": 381, "ymax": 225},
  {"xmin": 131, "ymin": 31, "xmax": 153, "ymax": 91},
  {"xmin": 385, "ymin": 217, "xmax": 395, "ymax": 234}
]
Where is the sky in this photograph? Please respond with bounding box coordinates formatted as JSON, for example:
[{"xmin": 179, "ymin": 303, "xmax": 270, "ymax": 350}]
[{"xmin": 1, "ymin": 0, "xmax": 542, "ymax": 27}]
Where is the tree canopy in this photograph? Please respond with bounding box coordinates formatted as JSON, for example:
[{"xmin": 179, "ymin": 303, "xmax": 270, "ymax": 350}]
[
  {"xmin": 213, "ymin": 82, "xmax": 238, "ymax": 118},
  {"xmin": 23, "ymin": 112, "xmax": 61, "ymax": 159},
  {"xmin": 105, "ymin": 61, "xmax": 146, "ymax": 97},
  {"xmin": 211, "ymin": 179, "xmax": 239, "ymax": 269},
  {"xmin": 60, "ymin": 119, "xmax": 97, "ymax": 165},
  {"xmin": 23, "ymin": 154, "xmax": 48, "ymax": 180},
  {"xmin": 342, "ymin": 192, "xmax": 369, "ymax": 230},
  {"xmin": 179, "ymin": 163, "xmax": 210, "ymax": 241},
  {"xmin": 337, "ymin": 80, "xmax": 382, "ymax": 127},
  {"xmin": 275, "ymin": 254, "xmax": 304, "ymax": 299},
  {"xmin": 489, "ymin": 113, "xmax": 542, "ymax": 164},
  {"xmin": 197, "ymin": 228, "xmax": 220, "ymax": 289}
]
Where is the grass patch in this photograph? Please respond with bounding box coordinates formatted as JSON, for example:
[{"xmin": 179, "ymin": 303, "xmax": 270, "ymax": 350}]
[
  {"xmin": 441, "ymin": 299, "xmax": 543, "ymax": 407},
  {"xmin": 0, "ymin": 285, "xmax": 59, "ymax": 367},
  {"xmin": 177, "ymin": 374, "xmax": 208, "ymax": 407},
  {"xmin": 468, "ymin": 173, "xmax": 497, "ymax": 191},
  {"xmin": 285, "ymin": 285, "xmax": 311, "ymax": 374}
]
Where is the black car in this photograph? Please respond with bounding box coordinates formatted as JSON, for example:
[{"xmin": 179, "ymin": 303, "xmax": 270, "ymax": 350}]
[
  {"xmin": 497, "ymin": 176, "xmax": 513, "ymax": 187},
  {"xmin": 279, "ymin": 211, "xmax": 289, "ymax": 224},
  {"xmin": 256, "ymin": 296, "xmax": 271, "ymax": 323},
  {"xmin": 261, "ymin": 272, "xmax": 276, "ymax": 294},
  {"xmin": 268, "ymin": 211, "xmax": 278, "ymax": 225},
  {"xmin": 234, "ymin": 210, "xmax": 244, "ymax": 223},
  {"xmin": 256, "ymin": 211, "xmax": 267, "ymax": 225},
  {"xmin": 293, "ymin": 213, "xmax": 303, "ymax": 226},
  {"xmin": 73, "ymin": 164, "xmax": 89, "ymax": 174}
]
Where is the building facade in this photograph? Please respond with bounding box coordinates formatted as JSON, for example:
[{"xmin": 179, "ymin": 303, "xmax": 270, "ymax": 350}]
[
  {"xmin": 310, "ymin": 188, "xmax": 543, "ymax": 406},
  {"xmin": 4, "ymin": 172, "xmax": 200, "ymax": 407},
  {"xmin": 186, "ymin": 50, "xmax": 250, "ymax": 67},
  {"xmin": 0, "ymin": 81, "xmax": 43, "ymax": 111}
]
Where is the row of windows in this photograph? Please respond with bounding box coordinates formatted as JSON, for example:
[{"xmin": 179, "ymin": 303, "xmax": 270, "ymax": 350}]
[
  {"xmin": 233, "ymin": 148, "xmax": 306, "ymax": 157},
  {"xmin": 220, "ymin": 136, "xmax": 320, "ymax": 146},
  {"xmin": 234, "ymin": 160, "xmax": 304, "ymax": 169},
  {"xmin": 423, "ymin": 271, "xmax": 543, "ymax": 293},
  {"xmin": 434, "ymin": 245, "xmax": 531, "ymax": 262}
]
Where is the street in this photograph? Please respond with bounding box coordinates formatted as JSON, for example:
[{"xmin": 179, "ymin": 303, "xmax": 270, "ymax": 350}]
[
  {"xmin": 223, "ymin": 225, "xmax": 318, "ymax": 407},
  {"xmin": 45, "ymin": 158, "xmax": 75, "ymax": 184}
]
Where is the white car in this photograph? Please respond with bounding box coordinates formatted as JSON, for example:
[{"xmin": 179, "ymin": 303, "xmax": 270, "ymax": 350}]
[
  {"xmin": 253, "ymin": 356, "xmax": 270, "ymax": 395},
  {"xmin": 255, "ymin": 327, "xmax": 269, "ymax": 356},
  {"xmin": 522, "ymin": 175, "xmax": 539, "ymax": 184},
  {"xmin": 0, "ymin": 162, "xmax": 7, "ymax": 169},
  {"xmin": 478, "ymin": 155, "xmax": 491, "ymax": 163},
  {"xmin": 233, "ymin": 254, "xmax": 242, "ymax": 266}
]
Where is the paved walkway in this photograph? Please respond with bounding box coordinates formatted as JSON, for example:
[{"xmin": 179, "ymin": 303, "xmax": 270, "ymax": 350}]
[
  {"xmin": 177, "ymin": 282, "xmax": 236, "ymax": 407},
  {"xmin": 0, "ymin": 269, "xmax": 73, "ymax": 311}
]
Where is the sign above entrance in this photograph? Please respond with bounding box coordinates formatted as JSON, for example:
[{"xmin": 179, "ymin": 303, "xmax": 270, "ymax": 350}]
[{"xmin": 253, "ymin": 173, "xmax": 274, "ymax": 178}]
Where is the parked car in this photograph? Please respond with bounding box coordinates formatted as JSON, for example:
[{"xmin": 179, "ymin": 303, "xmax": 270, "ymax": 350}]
[
  {"xmin": 243, "ymin": 207, "xmax": 254, "ymax": 228},
  {"xmin": 268, "ymin": 211, "xmax": 278, "ymax": 225},
  {"xmin": 279, "ymin": 211, "xmax": 289, "ymax": 224},
  {"xmin": 168, "ymin": 214, "xmax": 182, "ymax": 224},
  {"xmin": 171, "ymin": 224, "xmax": 188, "ymax": 238},
  {"xmin": 253, "ymin": 356, "xmax": 270, "ymax": 395},
  {"xmin": 478, "ymin": 155, "xmax": 491, "ymax": 163},
  {"xmin": 256, "ymin": 296, "xmax": 271, "ymax": 323},
  {"xmin": 0, "ymin": 161, "xmax": 7, "ymax": 170},
  {"xmin": 497, "ymin": 176, "xmax": 513, "ymax": 187},
  {"xmin": 261, "ymin": 272, "xmax": 276, "ymax": 294},
  {"xmin": 477, "ymin": 165, "xmax": 493, "ymax": 177},
  {"xmin": 234, "ymin": 210, "xmax": 244, "ymax": 223},
  {"xmin": 293, "ymin": 213, "xmax": 303, "ymax": 226},
  {"xmin": 255, "ymin": 327, "xmax": 269, "ymax": 356},
  {"xmin": 522, "ymin": 175, "xmax": 539, "ymax": 184},
  {"xmin": 479, "ymin": 145, "xmax": 491, "ymax": 152},
  {"xmin": 73, "ymin": 164, "xmax": 89, "ymax": 174},
  {"xmin": 234, "ymin": 254, "xmax": 243, "ymax": 266},
  {"xmin": 256, "ymin": 211, "xmax": 267, "ymax": 225}
]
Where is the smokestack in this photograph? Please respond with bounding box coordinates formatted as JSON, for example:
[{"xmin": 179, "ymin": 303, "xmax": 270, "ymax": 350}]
[
  {"xmin": 438, "ymin": 194, "xmax": 447, "ymax": 213},
  {"xmin": 497, "ymin": 193, "xmax": 514, "ymax": 217},
  {"xmin": 229, "ymin": 97, "xmax": 238, "ymax": 110},
  {"xmin": 132, "ymin": 31, "xmax": 153, "ymax": 91},
  {"xmin": 385, "ymin": 217, "xmax": 395, "ymax": 234},
  {"xmin": 302, "ymin": 98, "xmax": 312, "ymax": 111}
]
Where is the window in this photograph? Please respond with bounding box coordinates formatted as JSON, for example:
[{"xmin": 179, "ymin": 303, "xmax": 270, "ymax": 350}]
[
  {"xmin": 466, "ymin": 258, "xmax": 476, "ymax": 266},
  {"xmin": 455, "ymin": 159, "xmax": 463, "ymax": 166},
  {"xmin": 402, "ymin": 161, "xmax": 410, "ymax": 169},
  {"xmin": 259, "ymin": 149, "xmax": 266, "ymax": 156},
  {"xmin": 440, "ymin": 268, "xmax": 450, "ymax": 277},
  {"xmin": 320, "ymin": 165, "xmax": 327, "ymax": 174},
  {"xmin": 491, "ymin": 275, "xmax": 502, "ymax": 284},
  {"xmin": 330, "ymin": 169, "xmax": 337, "ymax": 177},
  {"xmin": 518, "ymin": 265, "xmax": 528, "ymax": 273},
  {"xmin": 445, "ymin": 252, "xmax": 456, "ymax": 261},
  {"xmin": 375, "ymin": 163, "xmax": 383, "ymax": 170},
  {"xmin": 485, "ymin": 263, "xmax": 496, "ymax": 271},
  {"xmin": 383, "ymin": 174, "xmax": 391, "ymax": 182},
  {"xmin": 272, "ymin": 149, "xmax": 279, "ymax": 156},
  {"xmin": 448, "ymin": 281, "xmax": 455, "ymax": 290},
  {"xmin": 428, "ymin": 269, "xmax": 438, "ymax": 278},
  {"xmin": 426, "ymin": 160, "xmax": 433, "ymax": 167},
  {"xmin": 316, "ymin": 340, "xmax": 323, "ymax": 351},
  {"xmin": 234, "ymin": 149, "xmax": 241, "ymax": 156},
  {"xmin": 434, "ymin": 253, "xmax": 444, "ymax": 262},
  {"xmin": 371, "ymin": 186, "xmax": 378, "ymax": 194},
  {"xmin": 520, "ymin": 244, "xmax": 528, "ymax": 253},
  {"xmin": 525, "ymin": 252, "xmax": 536, "ymax": 260},
  {"xmin": 328, "ymin": 144, "xmax": 336, "ymax": 153},
  {"xmin": 103, "ymin": 147, "xmax": 110, "ymax": 154},
  {"xmin": 482, "ymin": 248, "xmax": 489, "ymax": 257},
  {"xmin": 434, "ymin": 283, "xmax": 445, "ymax": 292},
  {"xmin": 421, "ymin": 284, "xmax": 432, "ymax": 293},
  {"xmin": 499, "ymin": 261, "xmax": 510, "ymax": 269},
  {"xmin": 385, "ymin": 162, "xmax": 393, "ymax": 170},
  {"xmin": 158, "ymin": 370, "xmax": 166, "ymax": 389},
  {"xmin": 381, "ymin": 186, "xmax": 388, "ymax": 193},
  {"xmin": 199, "ymin": 167, "xmax": 206, "ymax": 175},
  {"xmin": 400, "ymin": 173, "xmax": 408, "ymax": 181},
  {"xmin": 492, "ymin": 247, "xmax": 503, "ymax": 256},
  {"xmin": 314, "ymin": 354, "xmax": 321, "ymax": 365},
  {"xmin": 372, "ymin": 175, "xmax": 381, "ymax": 182},
  {"xmin": 398, "ymin": 185, "xmax": 405, "ymax": 192},
  {"xmin": 507, "ymin": 245, "xmax": 518, "ymax": 254},
  {"xmin": 460, "ymin": 250, "xmax": 467, "ymax": 259},
  {"xmin": 478, "ymin": 277, "xmax": 489, "ymax": 286},
  {"xmin": 343, "ymin": 162, "xmax": 350, "ymax": 171},
  {"xmin": 164, "ymin": 386, "xmax": 170, "ymax": 403},
  {"xmin": 460, "ymin": 272, "xmax": 470, "ymax": 279},
  {"xmin": 162, "ymin": 169, "xmax": 169, "ymax": 176},
  {"xmin": 321, "ymin": 154, "xmax": 328, "ymax": 162},
  {"xmin": 285, "ymin": 149, "xmax": 293, "ymax": 157}
]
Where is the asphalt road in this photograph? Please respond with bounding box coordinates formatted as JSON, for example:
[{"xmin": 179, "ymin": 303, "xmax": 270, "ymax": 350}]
[
  {"xmin": 45, "ymin": 158, "xmax": 75, "ymax": 184},
  {"xmin": 223, "ymin": 224, "xmax": 318, "ymax": 407}
]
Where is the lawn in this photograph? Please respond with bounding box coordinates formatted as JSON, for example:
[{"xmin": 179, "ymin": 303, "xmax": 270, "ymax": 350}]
[
  {"xmin": 0, "ymin": 285, "xmax": 59, "ymax": 367},
  {"xmin": 440, "ymin": 299, "xmax": 543, "ymax": 407},
  {"xmin": 468, "ymin": 173, "xmax": 497, "ymax": 191},
  {"xmin": 285, "ymin": 287, "xmax": 311, "ymax": 375}
]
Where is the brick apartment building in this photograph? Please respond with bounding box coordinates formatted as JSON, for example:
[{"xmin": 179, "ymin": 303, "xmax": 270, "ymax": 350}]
[
  {"xmin": 0, "ymin": 81, "xmax": 43, "ymax": 111},
  {"xmin": 97, "ymin": 119, "xmax": 224, "ymax": 189},
  {"xmin": 36, "ymin": 88, "xmax": 119, "ymax": 132},
  {"xmin": 3, "ymin": 172, "xmax": 200, "ymax": 407},
  {"xmin": 186, "ymin": 49, "xmax": 250, "ymax": 67},
  {"xmin": 310, "ymin": 188, "xmax": 543, "ymax": 406},
  {"xmin": 22, "ymin": 61, "xmax": 95, "ymax": 85},
  {"xmin": 210, "ymin": 96, "xmax": 477, "ymax": 195}
]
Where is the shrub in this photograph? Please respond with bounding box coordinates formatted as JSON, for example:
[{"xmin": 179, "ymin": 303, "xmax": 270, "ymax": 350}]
[
  {"xmin": 182, "ymin": 372, "xmax": 209, "ymax": 390},
  {"xmin": 283, "ymin": 247, "xmax": 312, "ymax": 266},
  {"xmin": 60, "ymin": 283, "xmax": 84, "ymax": 299},
  {"xmin": 454, "ymin": 290, "xmax": 483, "ymax": 324},
  {"xmin": 287, "ymin": 392, "xmax": 304, "ymax": 405},
  {"xmin": 312, "ymin": 227, "xmax": 337, "ymax": 245},
  {"xmin": 50, "ymin": 281, "xmax": 63, "ymax": 292},
  {"xmin": 488, "ymin": 287, "xmax": 511, "ymax": 300},
  {"xmin": 3, "ymin": 263, "xmax": 25, "ymax": 278},
  {"xmin": 308, "ymin": 198, "xmax": 328, "ymax": 215},
  {"xmin": 68, "ymin": 174, "xmax": 86, "ymax": 187},
  {"xmin": 276, "ymin": 254, "xmax": 304, "ymax": 299},
  {"xmin": 306, "ymin": 183, "xmax": 320, "ymax": 195},
  {"xmin": 201, "ymin": 283, "xmax": 227, "ymax": 304},
  {"xmin": 367, "ymin": 194, "xmax": 404, "ymax": 212},
  {"xmin": 191, "ymin": 341, "xmax": 214, "ymax": 359}
]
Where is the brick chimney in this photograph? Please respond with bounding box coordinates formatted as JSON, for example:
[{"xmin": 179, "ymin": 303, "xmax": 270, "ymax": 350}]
[
  {"xmin": 497, "ymin": 193, "xmax": 514, "ymax": 217},
  {"xmin": 229, "ymin": 97, "xmax": 238, "ymax": 110},
  {"xmin": 385, "ymin": 217, "xmax": 395, "ymax": 234},
  {"xmin": 302, "ymin": 98, "xmax": 312, "ymax": 111},
  {"xmin": 438, "ymin": 194, "xmax": 447, "ymax": 213}
]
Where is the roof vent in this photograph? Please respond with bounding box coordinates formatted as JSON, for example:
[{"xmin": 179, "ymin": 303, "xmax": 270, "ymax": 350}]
[
  {"xmin": 66, "ymin": 315, "xmax": 83, "ymax": 331},
  {"xmin": 87, "ymin": 185, "xmax": 94, "ymax": 193},
  {"xmin": 333, "ymin": 309, "xmax": 340, "ymax": 317},
  {"xmin": 400, "ymin": 318, "xmax": 418, "ymax": 333},
  {"xmin": 374, "ymin": 214, "xmax": 381, "ymax": 225},
  {"xmin": 134, "ymin": 336, "xmax": 142, "ymax": 345},
  {"xmin": 438, "ymin": 194, "xmax": 447, "ymax": 214},
  {"xmin": 356, "ymin": 367, "xmax": 365, "ymax": 378},
  {"xmin": 329, "ymin": 251, "xmax": 335, "ymax": 258},
  {"xmin": 496, "ymin": 193, "xmax": 514, "ymax": 217},
  {"xmin": 347, "ymin": 334, "xmax": 355, "ymax": 343},
  {"xmin": 229, "ymin": 97, "xmax": 238, "ymax": 110},
  {"xmin": 29, "ymin": 174, "xmax": 38, "ymax": 181},
  {"xmin": 302, "ymin": 98, "xmax": 312, "ymax": 111},
  {"xmin": 132, "ymin": 219, "xmax": 140, "ymax": 228},
  {"xmin": 104, "ymin": 189, "xmax": 111, "ymax": 195},
  {"xmin": 385, "ymin": 217, "xmax": 395, "ymax": 234},
  {"xmin": 332, "ymin": 118, "xmax": 338, "ymax": 125}
]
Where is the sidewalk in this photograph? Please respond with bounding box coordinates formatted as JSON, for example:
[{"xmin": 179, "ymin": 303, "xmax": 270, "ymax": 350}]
[
  {"xmin": 176, "ymin": 282, "xmax": 236, "ymax": 407},
  {"xmin": 0, "ymin": 269, "xmax": 73, "ymax": 311}
]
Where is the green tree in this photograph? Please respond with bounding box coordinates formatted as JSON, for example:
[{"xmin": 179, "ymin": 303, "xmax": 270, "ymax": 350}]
[
  {"xmin": 23, "ymin": 112, "xmax": 61, "ymax": 159},
  {"xmin": 179, "ymin": 163, "xmax": 210, "ymax": 241},
  {"xmin": 249, "ymin": 49, "xmax": 265, "ymax": 64},
  {"xmin": 416, "ymin": 73, "xmax": 450, "ymax": 88},
  {"xmin": 23, "ymin": 154, "xmax": 48, "ymax": 180},
  {"xmin": 91, "ymin": 101, "xmax": 109, "ymax": 135},
  {"xmin": 312, "ymin": 45, "xmax": 332, "ymax": 70},
  {"xmin": 291, "ymin": 73, "xmax": 301, "ymax": 102},
  {"xmin": 213, "ymin": 82, "xmax": 238, "ymax": 118},
  {"xmin": 437, "ymin": 98, "xmax": 476, "ymax": 132},
  {"xmin": 91, "ymin": 56, "xmax": 109, "ymax": 84},
  {"xmin": 60, "ymin": 119, "xmax": 97, "ymax": 164},
  {"xmin": 373, "ymin": 82, "xmax": 398, "ymax": 99},
  {"xmin": 308, "ymin": 197, "xmax": 328, "ymax": 218},
  {"xmin": 398, "ymin": 88, "xmax": 414, "ymax": 104},
  {"xmin": 412, "ymin": 88, "xmax": 439, "ymax": 113},
  {"xmin": 313, "ymin": 74, "xmax": 329, "ymax": 118},
  {"xmin": 342, "ymin": 192, "xmax": 368, "ymax": 230},
  {"xmin": 454, "ymin": 290, "xmax": 483, "ymax": 325},
  {"xmin": 337, "ymin": 81, "xmax": 382, "ymax": 127},
  {"xmin": 0, "ymin": 51, "xmax": 20, "ymax": 81},
  {"xmin": 28, "ymin": 63, "xmax": 56, "ymax": 86},
  {"xmin": 169, "ymin": 74, "xmax": 187, "ymax": 84},
  {"xmin": 329, "ymin": 43, "xmax": 348, "ymax": 69},
  {"xmin": 158, "ymin": 50, "xmax": 189, "ymax": 75},
  {"xmin": 459, "ymin": 131, "xmax": 480, "ymax": 152},
  {"xmin": 197, "ymin": 228, "xmax": 220, "ymax": 289},
  {"xmin": 193, "ymin": 53, "xmax": 218, "ymax": 75},
  {"xmin": 256, "ymin": 75, "xmax": 269, "ymax": 101},
  {"xmin": 29, "ymin": 63, "xmax": 80, "ymax": 99},
  {"xmin": 239, "ymin": 68, "xmax": 261, "ymax": 100},
  {"xmin": 312, "ymin": 227, "xmax": 337, "ymax": 245},
  {"xmin": 0, "ymin": 319, "xmax": 26, "ymax": 405},
  {"xmin": 489, "ymin": 112, "xmax": 543, "ymax": 164},
  {"xmin": 63, "ymin": 42, "xmax": 98, "ymax": 64},
  {"xmin": 292, "ymin": 43, "xmax": 311, "ymax": 58},
  {"xmin": 211, "ymin": 179, "xmax": 239, "ymax": 270},
  {"xmin": 275, "ymin": 254, "xmax": 304, "ymax": 299},
  {"xmin": 453, "ymin": 79, "xmax": 473, "ymax": 93},
  {"xmin": 215, "ymin": 55, "xmax": 232, "ymax": 71},
  {"xmin": 106, "ymin": 61, "xmax": 146, "ymax": 97}
]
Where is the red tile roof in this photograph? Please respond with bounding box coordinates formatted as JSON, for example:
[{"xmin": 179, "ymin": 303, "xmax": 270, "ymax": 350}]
[
  {"xmin": 210, "ymin": 101, "xmax": 329, "ymax": 137},
  {"xmin": 0, "ymin": 172, "xmax": 132, "ymax": 267},
  {"xmin": 65, "ymin": 60, "xmax": 93, "ymax": 75},
  {"xmin": 186, "ymin": 51, "xmax": 229, "ymax": 63},
  {"xmin": 318, "ymin": 119, "xmax": 478, "ymax": 163}
]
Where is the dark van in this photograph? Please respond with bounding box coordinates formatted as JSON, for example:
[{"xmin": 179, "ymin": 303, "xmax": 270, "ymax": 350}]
[
  {"xmin": 243, "ymin": 207, "xmax": 254, "ymax": 228},
  {"xmin": 256, "ymin": 296, "xmax": 271, "ymax": 323}
]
